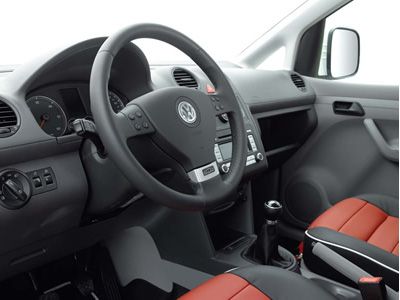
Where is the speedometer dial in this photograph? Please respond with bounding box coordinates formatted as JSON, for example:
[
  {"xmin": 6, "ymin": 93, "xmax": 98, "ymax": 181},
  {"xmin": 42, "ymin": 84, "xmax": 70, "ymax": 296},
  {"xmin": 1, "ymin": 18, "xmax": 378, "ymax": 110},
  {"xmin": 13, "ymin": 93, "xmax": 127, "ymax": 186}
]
[{"xmin": 26, "ymin": 96, "xmax": 67, "ymax": 137}]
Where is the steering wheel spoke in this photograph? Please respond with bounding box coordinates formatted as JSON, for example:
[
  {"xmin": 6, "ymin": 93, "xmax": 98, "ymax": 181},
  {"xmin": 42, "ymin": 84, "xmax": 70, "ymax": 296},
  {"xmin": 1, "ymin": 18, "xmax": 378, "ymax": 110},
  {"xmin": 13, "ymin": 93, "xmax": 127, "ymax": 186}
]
[
  {"xmin": 192, "ymin": 167, "xmax": 228, "ymax": 204},
  {"xmin": 187, "ymin": 161, "xmax": 227, "ymax": 198},
  {"xmin": 209, "ymin": 94, "xmax": 233, "ymax": 116},
  {"xmin": 117, "ymin": 104, "xmax": 155, "ymax": 139}
]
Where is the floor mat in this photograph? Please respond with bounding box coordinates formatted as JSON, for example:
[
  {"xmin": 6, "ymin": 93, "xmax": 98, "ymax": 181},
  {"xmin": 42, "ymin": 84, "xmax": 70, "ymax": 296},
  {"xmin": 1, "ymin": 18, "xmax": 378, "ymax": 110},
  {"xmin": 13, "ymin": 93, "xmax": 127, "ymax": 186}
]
[{"xmin": 0, "ymin": 245, "xmax": 122, "ymax": 300}]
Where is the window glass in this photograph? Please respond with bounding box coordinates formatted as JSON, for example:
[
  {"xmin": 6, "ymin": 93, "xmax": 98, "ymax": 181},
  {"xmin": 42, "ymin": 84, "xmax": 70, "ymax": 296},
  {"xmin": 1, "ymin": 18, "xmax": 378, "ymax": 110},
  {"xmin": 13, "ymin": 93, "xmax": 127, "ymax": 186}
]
[{"xmin": 0, "ymin": 0, "xmax": 304, "ymax": 66}]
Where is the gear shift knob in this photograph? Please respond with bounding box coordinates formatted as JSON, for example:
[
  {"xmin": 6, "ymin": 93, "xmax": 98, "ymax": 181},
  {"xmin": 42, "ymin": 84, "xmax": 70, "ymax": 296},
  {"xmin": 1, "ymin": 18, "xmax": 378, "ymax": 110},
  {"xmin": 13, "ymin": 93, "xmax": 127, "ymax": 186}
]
[{"xmin": 264, "ymin": 200, "xmax": 282, "ymax": 223}]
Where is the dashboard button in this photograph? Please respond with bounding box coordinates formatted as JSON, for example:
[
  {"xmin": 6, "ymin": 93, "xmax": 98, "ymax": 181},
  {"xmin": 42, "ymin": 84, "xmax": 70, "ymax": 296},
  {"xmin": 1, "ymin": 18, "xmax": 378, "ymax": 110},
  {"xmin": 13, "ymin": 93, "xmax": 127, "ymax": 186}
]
[
  {"xmin": 221, "ymin": 164, "xmax": 230, "ymax": 174},
  {"xmin": 206, "ymin": 84, "xmax": 215, "ymax": 94},
  {"xmin": 32, "ymin": 176, "xmax": 42, "ymax": 188},
  {"xmin": 26, "ymin": 167, "xmax": 57, "ymax": 195},
  {"xmin": 256, "ymin": 152, "xmax": 264, "ymax": 161},
  {"xmin": 44, "ymin": 174, "xmax": 53, "ymax": 185}
]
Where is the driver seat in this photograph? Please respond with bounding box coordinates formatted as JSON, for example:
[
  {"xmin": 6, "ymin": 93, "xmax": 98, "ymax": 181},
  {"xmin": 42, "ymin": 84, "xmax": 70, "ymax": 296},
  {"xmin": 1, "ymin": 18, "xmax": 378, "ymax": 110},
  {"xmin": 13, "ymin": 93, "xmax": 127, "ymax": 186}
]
[{"xmin": 178, "ymin": 265, "xmax": 335, "ymax": 300}]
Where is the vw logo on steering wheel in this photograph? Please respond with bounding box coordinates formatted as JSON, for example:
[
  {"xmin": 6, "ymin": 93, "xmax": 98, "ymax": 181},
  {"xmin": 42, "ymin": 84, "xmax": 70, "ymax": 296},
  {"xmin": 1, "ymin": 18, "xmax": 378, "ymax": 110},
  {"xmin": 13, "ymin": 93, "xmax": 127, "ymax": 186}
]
[{"xmin": 177, "ymin": 101, "xmax": 197, "ymax": 124}]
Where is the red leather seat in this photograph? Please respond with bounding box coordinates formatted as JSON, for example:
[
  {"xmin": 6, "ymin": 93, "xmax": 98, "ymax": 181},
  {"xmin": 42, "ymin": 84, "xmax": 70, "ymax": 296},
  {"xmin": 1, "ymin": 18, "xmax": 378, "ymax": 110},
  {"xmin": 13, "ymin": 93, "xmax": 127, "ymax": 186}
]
[
  {"xmin": 179, "ymin": 273, "xmax": 269, "ymax": 300},
  {"xmin": 179, "ymin": 266, "xmax": 335, "ymax": 300},
  {"xmin": 302, "ymin": 195, "xmax": 399, "ymax": 290}
]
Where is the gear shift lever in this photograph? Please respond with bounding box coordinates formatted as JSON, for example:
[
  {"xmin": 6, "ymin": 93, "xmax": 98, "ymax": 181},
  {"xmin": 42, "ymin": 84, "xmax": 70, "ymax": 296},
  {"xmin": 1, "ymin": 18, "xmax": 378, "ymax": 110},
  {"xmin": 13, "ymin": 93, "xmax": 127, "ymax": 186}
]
[
  {"xmin": 256, "ymin": 200, "xmax": 283, "ymax": 264},
  {"xmin": 264, "ymin": 200, "xmax": 282, "ymax": 224}
]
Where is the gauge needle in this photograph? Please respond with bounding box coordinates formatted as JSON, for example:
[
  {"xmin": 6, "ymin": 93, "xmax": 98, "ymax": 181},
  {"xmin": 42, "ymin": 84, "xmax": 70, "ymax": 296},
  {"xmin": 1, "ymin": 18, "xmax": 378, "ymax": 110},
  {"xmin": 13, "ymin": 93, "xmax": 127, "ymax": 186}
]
[{"xmin": 39, "ymin": 113, "xmax": 49, "ymax": 128}]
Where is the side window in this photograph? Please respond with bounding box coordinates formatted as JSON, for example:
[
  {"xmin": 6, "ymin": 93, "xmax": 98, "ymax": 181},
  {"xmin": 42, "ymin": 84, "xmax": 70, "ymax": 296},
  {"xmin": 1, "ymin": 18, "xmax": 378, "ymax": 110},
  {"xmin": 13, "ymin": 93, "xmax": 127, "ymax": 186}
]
[{"xmin": 300, "ymin": 0, "xmax": 398, "ymax": 85}]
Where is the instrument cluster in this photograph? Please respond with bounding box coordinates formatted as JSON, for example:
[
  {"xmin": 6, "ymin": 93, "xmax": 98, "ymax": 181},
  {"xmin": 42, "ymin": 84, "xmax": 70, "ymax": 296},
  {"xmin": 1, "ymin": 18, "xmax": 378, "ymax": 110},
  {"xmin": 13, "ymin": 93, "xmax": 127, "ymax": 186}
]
[{"xmin": 26, "ymin": 87, "xmax": 126, "ymax": 137}]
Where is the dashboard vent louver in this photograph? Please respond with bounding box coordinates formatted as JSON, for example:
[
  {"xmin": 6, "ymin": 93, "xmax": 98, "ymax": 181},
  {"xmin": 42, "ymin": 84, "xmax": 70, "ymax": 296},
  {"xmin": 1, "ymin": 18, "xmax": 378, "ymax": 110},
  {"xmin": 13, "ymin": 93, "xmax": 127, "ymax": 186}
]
[
  {"xmin": 0, "ymin": 99, "xmax": 18, "ymax": 137},
  {"xmin": 173, "ymin": 68, "xmax": 198, "ymax": 89},
  {"xmin": 290, "ymin": 73, "xmax": 306, "ymax": 91}
]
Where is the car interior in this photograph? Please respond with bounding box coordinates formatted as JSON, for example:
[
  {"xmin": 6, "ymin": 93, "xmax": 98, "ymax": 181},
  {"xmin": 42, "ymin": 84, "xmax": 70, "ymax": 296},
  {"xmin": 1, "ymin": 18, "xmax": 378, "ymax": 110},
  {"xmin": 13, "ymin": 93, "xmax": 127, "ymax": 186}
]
[{"xmin": 0, "ymin": 0, "xmax": 398, "ymax": 299}]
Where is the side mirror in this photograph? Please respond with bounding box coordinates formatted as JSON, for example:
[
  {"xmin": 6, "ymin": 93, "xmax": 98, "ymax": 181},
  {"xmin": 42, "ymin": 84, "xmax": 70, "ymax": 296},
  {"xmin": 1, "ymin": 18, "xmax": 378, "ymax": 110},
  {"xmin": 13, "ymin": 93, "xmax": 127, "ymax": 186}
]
[{"xmin": 327, "ymin": 27, "xmax": 360, "ymax": 79}]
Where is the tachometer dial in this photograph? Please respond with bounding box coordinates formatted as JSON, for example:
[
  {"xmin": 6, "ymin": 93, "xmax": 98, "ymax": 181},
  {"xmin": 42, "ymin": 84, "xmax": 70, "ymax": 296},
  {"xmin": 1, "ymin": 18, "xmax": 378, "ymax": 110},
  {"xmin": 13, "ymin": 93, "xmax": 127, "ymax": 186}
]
[
  {"xmin": 108, "ymin": 90, "xmax": 125, "ymax": 113},
  {"xmin": 26, "ymin": 96, "xmax": 67, "ymax": 137}
]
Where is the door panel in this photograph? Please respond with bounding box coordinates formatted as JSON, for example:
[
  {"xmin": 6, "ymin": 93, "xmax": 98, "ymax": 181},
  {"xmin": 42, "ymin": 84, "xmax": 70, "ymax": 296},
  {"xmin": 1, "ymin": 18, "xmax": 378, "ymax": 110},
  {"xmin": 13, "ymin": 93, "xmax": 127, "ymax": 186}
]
[{"xmin": 280, "ymin": 79, "xmax": 399, "ymax": 228}]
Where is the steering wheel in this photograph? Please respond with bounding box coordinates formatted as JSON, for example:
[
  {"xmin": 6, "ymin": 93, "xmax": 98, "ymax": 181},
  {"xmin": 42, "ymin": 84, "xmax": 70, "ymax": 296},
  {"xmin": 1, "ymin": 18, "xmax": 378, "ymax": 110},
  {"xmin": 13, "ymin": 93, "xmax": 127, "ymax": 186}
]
[{"xmin": 90, "ymin": 24, "xmax": 246, "ymax": 211}]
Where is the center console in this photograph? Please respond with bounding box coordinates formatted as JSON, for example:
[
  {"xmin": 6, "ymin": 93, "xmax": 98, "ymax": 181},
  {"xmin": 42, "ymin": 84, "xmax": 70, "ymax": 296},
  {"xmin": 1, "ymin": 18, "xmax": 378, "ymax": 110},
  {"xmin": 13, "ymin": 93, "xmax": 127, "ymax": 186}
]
[
  {"xmin": 214, "ymin": 132, "xmax": 264, "ymax": 174},
  {"xmin": 213, "ymin": 102, "xmax": 267, "ymax": 177},
  {"xmin": 204, "ymin": 107, "xmax": 298, "ymax": 273}
]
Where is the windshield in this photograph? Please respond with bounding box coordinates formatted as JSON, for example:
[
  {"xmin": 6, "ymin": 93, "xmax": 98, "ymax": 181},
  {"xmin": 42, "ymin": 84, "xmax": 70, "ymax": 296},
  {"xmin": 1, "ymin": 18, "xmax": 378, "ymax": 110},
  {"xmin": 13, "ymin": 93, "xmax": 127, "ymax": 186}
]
[{"xmin": 1, "ymin": 0, "xmax": 305, "ymax": 66}]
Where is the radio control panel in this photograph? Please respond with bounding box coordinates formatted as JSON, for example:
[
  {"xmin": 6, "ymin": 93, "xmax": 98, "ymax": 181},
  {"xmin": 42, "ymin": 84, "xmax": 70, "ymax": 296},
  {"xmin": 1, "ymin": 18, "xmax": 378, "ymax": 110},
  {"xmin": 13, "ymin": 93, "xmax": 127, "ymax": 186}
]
[{"xmin": 214, "ymin": 130, "xmax": 265, "ymax": 174}]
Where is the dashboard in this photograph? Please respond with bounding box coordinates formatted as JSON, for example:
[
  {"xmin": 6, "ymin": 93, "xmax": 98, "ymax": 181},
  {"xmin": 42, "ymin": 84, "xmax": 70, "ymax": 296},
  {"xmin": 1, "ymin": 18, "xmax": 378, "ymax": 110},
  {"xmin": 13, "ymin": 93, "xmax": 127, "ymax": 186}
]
[{"xmin": 0, "ymin": 37, "xmax": 316, "ymax": 281}]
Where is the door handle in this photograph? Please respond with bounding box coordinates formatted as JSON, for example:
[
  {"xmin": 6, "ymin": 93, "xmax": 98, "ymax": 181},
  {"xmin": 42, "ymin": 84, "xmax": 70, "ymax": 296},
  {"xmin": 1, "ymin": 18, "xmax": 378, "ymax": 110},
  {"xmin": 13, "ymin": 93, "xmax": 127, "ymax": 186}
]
[
  {"xmin": 333, "ymin": 101, "xmax": 365, "ymax": 116},
  {"xmin": 364, "ymin": 118, "xmax": 398, "ymax": 163}
]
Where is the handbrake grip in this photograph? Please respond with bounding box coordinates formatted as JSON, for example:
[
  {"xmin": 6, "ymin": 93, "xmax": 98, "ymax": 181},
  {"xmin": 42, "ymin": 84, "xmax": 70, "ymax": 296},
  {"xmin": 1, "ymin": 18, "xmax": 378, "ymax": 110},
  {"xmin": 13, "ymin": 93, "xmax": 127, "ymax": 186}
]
[{"xmin": 312, "ymin": 242, "xmax": 398, "ymax": 300}]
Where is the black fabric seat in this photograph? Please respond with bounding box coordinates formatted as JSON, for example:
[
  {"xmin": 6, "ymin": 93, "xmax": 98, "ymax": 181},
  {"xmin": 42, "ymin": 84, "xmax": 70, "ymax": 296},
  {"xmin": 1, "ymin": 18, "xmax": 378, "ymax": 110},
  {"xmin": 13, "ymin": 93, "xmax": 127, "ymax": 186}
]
[{"xmin": 179, "ymin": 265, "xmax": 336, "ymax": 300}]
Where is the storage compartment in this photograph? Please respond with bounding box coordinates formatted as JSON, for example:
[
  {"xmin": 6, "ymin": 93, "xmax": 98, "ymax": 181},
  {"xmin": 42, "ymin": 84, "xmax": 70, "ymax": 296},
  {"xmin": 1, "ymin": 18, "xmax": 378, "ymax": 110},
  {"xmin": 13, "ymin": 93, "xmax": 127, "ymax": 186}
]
[
  {"xmin": 206, "ymin": 218, "xmax": 249, "ymax": 251},
  {"xmin": 204, "ymin": 184, "xmax": 255, "ymax": 252},
  {"xmin": 257, "ymin": 108, "xmax": 317, "ymax": 168}
]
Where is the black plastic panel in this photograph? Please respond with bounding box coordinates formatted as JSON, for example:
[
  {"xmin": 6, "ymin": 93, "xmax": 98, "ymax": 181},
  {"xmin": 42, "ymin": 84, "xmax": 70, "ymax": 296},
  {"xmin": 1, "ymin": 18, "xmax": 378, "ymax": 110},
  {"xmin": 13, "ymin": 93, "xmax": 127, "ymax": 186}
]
[
  {"xmin": 256, "ymin": 107, "xmax": 317, "ymax": 168},
  {"xmin": 280, "ymin": 80, "xmax": 399, "ymax": 229},
  {"xmin": 0, "ymin": 152, "xmax": 88, "ymax": 255}
]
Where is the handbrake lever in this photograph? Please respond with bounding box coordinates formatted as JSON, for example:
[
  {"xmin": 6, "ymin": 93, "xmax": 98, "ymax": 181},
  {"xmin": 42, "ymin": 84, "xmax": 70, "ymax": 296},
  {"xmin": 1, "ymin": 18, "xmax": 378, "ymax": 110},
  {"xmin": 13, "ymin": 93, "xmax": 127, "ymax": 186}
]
[{"xmin": 312, "ymin": 242, "xmax": 398, "ymax": 300}]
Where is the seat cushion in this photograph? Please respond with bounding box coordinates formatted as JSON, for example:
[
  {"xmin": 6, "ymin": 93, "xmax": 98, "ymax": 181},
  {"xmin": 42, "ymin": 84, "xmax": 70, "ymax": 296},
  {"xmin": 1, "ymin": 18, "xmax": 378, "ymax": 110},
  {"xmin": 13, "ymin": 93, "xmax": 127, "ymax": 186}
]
[
  {"xmin": 308, "ymin": 197, "xmax": 399, "ymax": 255},
  {"xmin": 178, "ymin": 273, "xmax": 270, "ymax": 300},
  {"xmin": 302, "ymin": 195, "xmax": 399, "ymax": 290},
  {"xmin": 179, "ymin": 266, "xmax": 336, "ymax": 300}
]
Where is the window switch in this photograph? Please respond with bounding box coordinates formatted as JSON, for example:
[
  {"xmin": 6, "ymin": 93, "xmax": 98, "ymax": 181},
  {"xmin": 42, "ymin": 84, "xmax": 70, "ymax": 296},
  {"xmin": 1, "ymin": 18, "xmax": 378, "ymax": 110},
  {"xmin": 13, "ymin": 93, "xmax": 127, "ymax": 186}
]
[
  {"xmin": 44, "ymin": 174, "xmax": 53, "ymax": 185},
  {"xmin": 32, "ymin": 176, "xmax": 42, "ymax": 188}
]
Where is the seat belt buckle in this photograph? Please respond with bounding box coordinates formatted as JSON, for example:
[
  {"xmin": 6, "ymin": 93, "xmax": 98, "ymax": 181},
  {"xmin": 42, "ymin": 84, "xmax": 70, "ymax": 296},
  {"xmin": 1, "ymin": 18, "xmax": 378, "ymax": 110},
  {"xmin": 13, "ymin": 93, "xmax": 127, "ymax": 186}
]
[{"xmin": 358, "ymin": 277, "xmax": 387, "ymax": 300}]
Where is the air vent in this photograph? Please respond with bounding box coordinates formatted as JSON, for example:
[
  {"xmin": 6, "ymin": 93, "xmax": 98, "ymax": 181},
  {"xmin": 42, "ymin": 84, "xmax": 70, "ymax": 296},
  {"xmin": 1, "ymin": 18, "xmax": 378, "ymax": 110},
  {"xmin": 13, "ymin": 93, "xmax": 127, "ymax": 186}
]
[
  {"xmin": 173, "ymin": 68, "xmax": 198, "ymax": 88},
  {"xmin": 0, "ymin": 99, "xmax": 18, "ymax": 137},
  {"xmin": 290, "ymin": 73, "xmax": 306, "ymax": 91}
]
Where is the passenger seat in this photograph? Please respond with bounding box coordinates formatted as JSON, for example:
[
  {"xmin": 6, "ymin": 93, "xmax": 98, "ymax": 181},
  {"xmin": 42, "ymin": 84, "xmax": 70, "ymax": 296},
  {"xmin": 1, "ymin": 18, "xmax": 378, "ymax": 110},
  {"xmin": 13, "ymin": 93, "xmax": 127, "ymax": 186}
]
[{"xmin": 301, "ymin": 195, "xmax": 399, "ymax": 290}]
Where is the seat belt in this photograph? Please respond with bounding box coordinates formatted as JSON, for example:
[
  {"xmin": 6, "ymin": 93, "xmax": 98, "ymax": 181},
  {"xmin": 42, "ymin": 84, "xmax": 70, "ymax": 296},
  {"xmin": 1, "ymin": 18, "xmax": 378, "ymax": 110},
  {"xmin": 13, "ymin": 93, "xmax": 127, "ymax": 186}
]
[{"xmin": 312, "ymin": 242, "xmax": 398, "ymax": 300}]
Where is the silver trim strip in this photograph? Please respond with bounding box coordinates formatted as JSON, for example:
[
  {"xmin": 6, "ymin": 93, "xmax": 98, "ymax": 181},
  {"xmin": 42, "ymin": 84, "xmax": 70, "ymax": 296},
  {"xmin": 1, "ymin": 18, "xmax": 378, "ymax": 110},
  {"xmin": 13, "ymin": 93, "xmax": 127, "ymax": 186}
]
[
  {"xmin": 305, "ymin": 230, "xmax": 399, "ymax": 274},
  {"xmin": 44, "ymin": 281, "xmax": 72, "ymax": 294},
  {"xmin": 188, "ymin": 161, "xmax": 219, "ymax": 183}
]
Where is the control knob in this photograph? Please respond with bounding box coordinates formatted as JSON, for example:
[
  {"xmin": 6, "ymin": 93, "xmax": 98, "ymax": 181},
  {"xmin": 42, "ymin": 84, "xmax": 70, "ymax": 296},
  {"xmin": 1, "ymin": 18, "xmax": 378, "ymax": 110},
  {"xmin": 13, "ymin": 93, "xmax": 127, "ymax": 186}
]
[
  {"xmin": 221, "ymin": 164, "xmax": 230, "ymax": 174},
  {"xmin": 256, "ymin": 152, "xmax": 264, "ymax": 161},
  {"xmin": 0, "ymin": 169, "xmax": 32, "ymax": 209}
]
